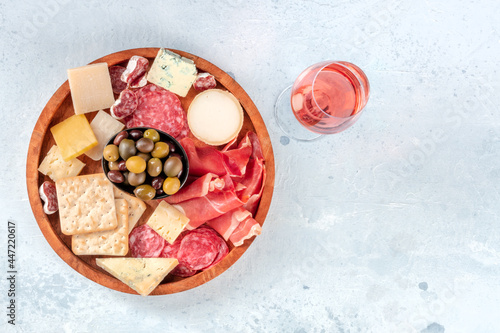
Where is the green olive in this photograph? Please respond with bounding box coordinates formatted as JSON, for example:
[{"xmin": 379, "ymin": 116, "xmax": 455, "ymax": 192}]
[
  {"xmin": 128, "ymin": 171, "xmax": 146, "ymax": 186},
  {"xmin": 147, "ymin": 158, "xmax": 163, "ymax": 177},
  {"xmin": 151, "ymin": 141, "xmax": 170, "ymax": 159},
  {"xmin": 163, "ymin": 156, "xmax": 183, "ymax": 177},
  {"xmin": 136, "ymin": 152, "xmax": 151, "ymax": 162},
  {"xmin": 143, "ymin": 129, "xmax": 160, "ymax": 142},
  {"xmin": 108, "ymin": 160, "xmax": 120, "ymax": 171},
  {"xmin": 163, "ymin": 177, "xmax": 181, "ymax": 195},
  {"xmin": 126, "ymin": 156, "xmax": 146, "ymax": 174},
  {"xmin": 103, "ymin": 144, "xmax": 119, "ymax": 162},
  {"xmin": 133, "ymin": 184, "xmax": 156, "ymax": 201},
  {"xmin": 119, "ymin": 139, "xmax": 137, "ymax": 160}
]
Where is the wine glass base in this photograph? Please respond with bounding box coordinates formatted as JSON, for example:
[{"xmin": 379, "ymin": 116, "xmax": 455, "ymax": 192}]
[{"xmin": 274, "ymin": 85, "xmax": 322, "ymax": 141}]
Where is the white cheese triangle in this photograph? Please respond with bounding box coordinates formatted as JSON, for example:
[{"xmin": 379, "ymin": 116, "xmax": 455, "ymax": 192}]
[{"xmin": 96, "ymin": 258, "xmax": 178, "ymax": 296}]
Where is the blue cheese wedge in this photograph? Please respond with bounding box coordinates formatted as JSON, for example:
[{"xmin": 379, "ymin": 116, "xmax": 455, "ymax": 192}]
[
  {"xmin": 147, "ymin": 48, "xmax": 198, "ymax": 97},
  {"xmin": 146, "ymin": 201, "xmax": 190, "ymax": 244},
  {"xmin": 96, "ymin": 258, "xmax": 178, "ymax": 296}
]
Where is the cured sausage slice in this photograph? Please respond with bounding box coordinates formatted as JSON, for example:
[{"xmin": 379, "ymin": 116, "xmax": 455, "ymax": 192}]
[
  {"xmin": 110, "ymin": 89, "xmax": 138, "ymax": 119},
  {"xmin": 129, "ymin": 224, "xmax": 165, "ymax": 258},
  {"xmin": 193, "ymin": 73, "xmax": 217, "ymax": 92},
  {"xmin": 39, "ymin": 181, "xmax": 58, "ymax": 215},
  {"xmin": 121, "ymin": 56, "xmax": 149, "ymax": 88},
  {"xmin": 126, "ymin": 89, "xmax": 186, "ymax": 138},
  {"xmin": 109, "ymin": 66, "xmax": 127, "ymax": 94},
  {"xmin": 177, "ymin": 231, "xmax": 219, "ymax": 271}
]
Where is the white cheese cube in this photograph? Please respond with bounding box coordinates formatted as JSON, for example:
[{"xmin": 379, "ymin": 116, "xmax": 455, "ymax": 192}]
[
  {"xmin": 38, "ymin": 145, "xmax": 85, "ymax": 181},
  {"xmin": 146, "ymin": 201, "xmax": 190, "ymax": 244}
]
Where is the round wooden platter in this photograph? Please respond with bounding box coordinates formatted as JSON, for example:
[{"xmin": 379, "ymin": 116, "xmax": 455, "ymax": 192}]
[{"xmin": 26, "ymin": 48, "xmax": 275, "ymax": 295}]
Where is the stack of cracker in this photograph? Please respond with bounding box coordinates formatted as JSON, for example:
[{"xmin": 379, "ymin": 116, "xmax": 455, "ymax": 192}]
[{"xmin": 55, "ymin": 173, "xmax": 146, "ymax": 256}]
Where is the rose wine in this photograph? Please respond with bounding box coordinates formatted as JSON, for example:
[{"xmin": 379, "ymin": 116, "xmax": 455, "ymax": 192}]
[{"xmin": 290, "ymin": 61, "xmax": 369, "ymax": 134}]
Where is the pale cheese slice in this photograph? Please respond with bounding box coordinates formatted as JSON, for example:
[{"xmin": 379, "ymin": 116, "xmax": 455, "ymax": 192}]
[
  {"xmin": 85, "ymin": 110, "xmax": 125, "ymax": 161},
  {"xmin": 67, "ymin": 63, "xmax": 115, "ymax": 114},
  {"xmin": 96, "ymin": 258, "xmax": 178, "ymax": 296},
  {"xmin": 38, "ymin": 145, "xmax": 86, "ymax": 181},
  {"xmin": 113, "ymin": 188, "xmax": 147, "ymax": 233},
  {"xmin": 187, "ymin": 89, "xmax": 244, "ymax": 146},
  {"xmin": 147, "ymin": 48, "xmax": 197, "ymax": 97},
  {"xmin": 146, "ymin": 201, "xmax": 189, "ymax": 244}
]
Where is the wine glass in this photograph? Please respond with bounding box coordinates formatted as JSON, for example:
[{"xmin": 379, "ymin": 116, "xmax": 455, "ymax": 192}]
[{"xmin": 275, "ymin": 61, "xmax": 370, "ymax": 141}]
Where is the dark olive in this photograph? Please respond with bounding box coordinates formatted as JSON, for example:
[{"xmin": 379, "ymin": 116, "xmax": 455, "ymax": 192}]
[
  {"xmin": 136, "ymin": 137, "xmax": 154, "ymax": 153},
  {"xmin": 151, "ymin": 176, "xmax": 165, "ymax": 190},
  {"xmin": 119, "ymin": 139, "xmax": 137, "ymax": 160},
  {"xmin": 118, "ymin": 160, "xmax": 127, "ymax": 171},
  {"xmin": 156, "ymin": 188, "xmax": 164, "ymax": 196},
  {"xmin": 136, "ymin": 152, "xmax": 151, "ymax": 162},
  {"xmin": 128, "ymin": 171, "xmax": 146, "ymax": 186},
  {"xmin": 113, "ymin": 130, "xmax": 128, "ymax": 146},
  {"xmin": 107, "ymin": 170, "xmax": 124, "ymax": 183},
  {"xmin": 163, "ymin": 156, "xmax": 183, "ymax": 177},
  {"xmin": 129, "ymin": 129, "xmax": 143, "ymax": 140}
]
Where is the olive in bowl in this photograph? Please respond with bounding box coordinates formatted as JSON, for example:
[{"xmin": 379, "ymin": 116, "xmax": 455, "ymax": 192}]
[{"xmin": 102, "ymin": 127, "xmax": 189, "ymax": 201}]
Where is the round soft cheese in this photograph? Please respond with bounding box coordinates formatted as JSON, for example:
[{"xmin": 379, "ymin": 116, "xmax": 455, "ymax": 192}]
[{"xmin": 187, "ymin": 89, "xmax": 244, "ymax": 146}]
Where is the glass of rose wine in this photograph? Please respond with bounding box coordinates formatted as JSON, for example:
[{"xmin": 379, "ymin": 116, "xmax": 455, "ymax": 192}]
[{"xmin": 275, "ymin": 61, "xmax": 370, "ymax": 141}]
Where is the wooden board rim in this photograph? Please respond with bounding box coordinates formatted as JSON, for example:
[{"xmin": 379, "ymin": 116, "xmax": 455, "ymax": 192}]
[{"xmin": 26, "ymin": 47, "xmax": 275, "ymax": 295}]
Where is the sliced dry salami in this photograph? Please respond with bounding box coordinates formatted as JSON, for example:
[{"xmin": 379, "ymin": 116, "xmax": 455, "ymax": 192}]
[
  {"xmin": 109, "ymin": 66, "xmax": 127, "ymax": 94},
  {"xmin": 110, "ymin": 89, "xmax": 138, "ymax": 119},
  {"xmin": 197, "ymin": 226, "xmax": 229, "ymax": 270},
  {"xmin": 122, "ymin": 56, "xmax": 149, "ymax": 88},
  {"xmin": 193, "ymin": 73, "xmax": 217, "ymax": 92},
  {"xmin": 171, "ymin": 264, "xmax": 198, "ymax": 277},
  {"xmin": 177, "ymin": 231, "xmax": 219, "ymax": 271},
  {"xmin": 135, "ymin": 83, "xmax": 166, "ymax": 100},
  {"xmin": 126, "ymin": 89, "xmax": 186, "ymax": 138},
  {"xmin": 129, "ymin": 224, "xmax": 165, "ymax": 258},
  {"xmin": 39, "ymin": 181, "xmax": 58, "ymax": 215}
]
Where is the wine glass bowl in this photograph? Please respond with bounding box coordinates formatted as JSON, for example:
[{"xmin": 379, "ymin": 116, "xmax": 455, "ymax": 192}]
[{"xmin": 275, "ymin": 61, "xmax": 370, "ymax": 140}]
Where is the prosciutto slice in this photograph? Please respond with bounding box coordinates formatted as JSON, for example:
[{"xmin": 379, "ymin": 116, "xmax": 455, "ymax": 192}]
[
  {"xmin": 164, "ymin": 173, "xmax": 225, "ymax": 204},
  {"xmin": 205, "ymin": 207, "xmax": 253, "ymax": 241},
  {"xmin": 174, "ymin": 189, "xmax": 244, "ymax": 230},
  {"xmin": 221, "ymin": 134, "xmax": 252, "ymax": 177},
  {"xmin": 180, "ymin": 138, "xmax": 227, "ymax": 176},
  {"xmin": 229, "ymin": 215, "xmax": 262, "ymax": 247}
]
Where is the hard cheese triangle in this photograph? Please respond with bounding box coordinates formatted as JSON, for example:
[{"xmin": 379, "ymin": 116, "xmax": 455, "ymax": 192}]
[{"xmin": 96, "ymin": 258, "xmax": 178, "ymax": 296}]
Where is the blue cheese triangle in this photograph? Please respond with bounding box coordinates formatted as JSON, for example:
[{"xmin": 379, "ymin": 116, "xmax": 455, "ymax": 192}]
[{"xmin": 96, "ymin": 258, "xmax": 178, "ymax": 296}]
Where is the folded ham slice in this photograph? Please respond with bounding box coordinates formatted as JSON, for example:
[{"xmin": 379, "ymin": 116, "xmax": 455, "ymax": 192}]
[
  {"xmin": 221, "ymin": 134, "xmax": 252, "ymax": 177},
  {"xmin": 180, "ymin": 138, "xmax": 227, "ymax": 176},
  {"xmin": 229, "ymin": 215, "xmax": 262, "ymax": 247},
  {"xmin": 164, "ymin": 173, "xmax": 225, "ymax": 205},
  {"xmin": 205, "ymin": 207, "xmax": 253, "ymax": 241}
]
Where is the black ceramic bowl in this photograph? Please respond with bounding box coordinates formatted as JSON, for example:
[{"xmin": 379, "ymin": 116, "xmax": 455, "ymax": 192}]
[{"xmin": 102, "ymin": 127, "xmax": 189, "ymax": 200}]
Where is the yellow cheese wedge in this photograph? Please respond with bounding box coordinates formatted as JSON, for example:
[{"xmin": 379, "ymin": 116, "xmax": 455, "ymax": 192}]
[
  {"xmin": 38, "ymin": 145, "xmax": 85, "ymax": 181},
  {"xmin": 96, "ymin": 258, "xmax": 178, "ymax": 296},
  {"xmin": 50, "ymin": 114, "xmax": 98, "ymax": 161},
  {"xmin": 68, "ymin": 63, "xmax": 115, "ymax": 115},
  {"xmin": 187, "ymin": 89, "xmax": 244, "ymax": 146},
  {"xmin": 146, "ymin": 201, "xmax": 190, "ymax": 244}
]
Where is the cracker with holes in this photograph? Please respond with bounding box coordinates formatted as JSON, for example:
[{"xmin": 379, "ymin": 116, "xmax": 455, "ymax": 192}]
[
  {"xmin": 72, "ymin": 199, "xmax": 129, "ymax": 256},
  {"xmin": 56, "ymin": 174, "xmax": 118, "ymax": 235}
]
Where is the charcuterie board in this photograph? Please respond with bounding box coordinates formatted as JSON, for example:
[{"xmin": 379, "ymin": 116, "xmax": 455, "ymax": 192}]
[{"xmin": 26, "ymin": 48, "xmax": 275, "ymax": 295}]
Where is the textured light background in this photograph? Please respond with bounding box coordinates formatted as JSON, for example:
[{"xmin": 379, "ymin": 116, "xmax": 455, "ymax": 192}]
[{"xmin": 1, "ymin": 0, "xmax": 499, "ymax": 332}]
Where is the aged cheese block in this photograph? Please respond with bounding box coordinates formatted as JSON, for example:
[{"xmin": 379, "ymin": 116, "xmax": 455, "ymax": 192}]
[
  {"xmin": 38, "ymin": 145, "xmax": 85, "ymax": 181},
  {"xmin": 67, "ymin": 63, "xmax": 115, "ymax": 114},
  {"xmin": 85, "ymin": 110, "xmax": 125, "ymax": 161},
  {"xmin": 146, "ymin": 201, "xmax": 190, "ymax": 244},
  {"xmin": 50, "ymin": 114, "xmax": 98, "ymax": 161},
  {"xmin": 147, "ymin": 48, "xmax": 197, "ymax": 97},
  {"xmin": 96, "ymin": 258, "xmax": 179, "ymax": 296}
]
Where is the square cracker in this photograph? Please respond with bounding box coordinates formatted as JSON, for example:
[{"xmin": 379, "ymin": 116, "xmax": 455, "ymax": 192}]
[
  {"xmin": 113, "ymin": 188, "xmax": 147, "ymax": 234},
  {"xmin": 56, "ymin": 173, "xmax": 117, "ymax": 235},
  {"xmin": 72, "ymin": 199, "xmax": 129, "ymax": 256}
]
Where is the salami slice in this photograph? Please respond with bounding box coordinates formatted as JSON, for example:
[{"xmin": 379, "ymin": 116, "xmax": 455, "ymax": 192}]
[
  {"xmin": 109, "ymin": 66, "xmax": 127, "ymax": 94},
  {"xmin": 171, "ymin": 264, "xmax": 198, "ymax": 277},
  {"xmin": 110, "ymin": 89, "xmax": 138, "ymax": 119},
  {"xmin": 39, "ymin": 181, "xmax": 58, "ymax": 215},
  {"xmin": 177, "ymin": 231, "xmax": 219, "ymax": 271},
  {"xmin": 126, "ymin": 89, "xmax": 187, "ymax": 138},
  {"xmin": 194, "ymin": 226, "xmax": 229, "ymax": 269},
  {"xmin": 193, "ymin": 73, "xmax": 217, "ymax": 92},
  {"xmin": 122, "ymin": 55, "xmax": 149, "ymax": 88},
  {"xmin": 135, "ymin": 83, "xmax": 166, "ymax": 100},
  {"xmin": 129, "ymin": 224, "xmax": 166, "ymax": 258}
]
